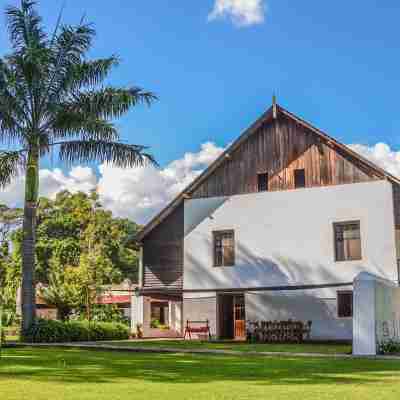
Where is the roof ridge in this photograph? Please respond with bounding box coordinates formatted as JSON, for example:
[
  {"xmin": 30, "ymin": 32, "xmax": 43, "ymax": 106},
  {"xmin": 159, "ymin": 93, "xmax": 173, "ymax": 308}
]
[{"xmin": 137, "ymin": 103, "xmax": 400, "ymax": 241}]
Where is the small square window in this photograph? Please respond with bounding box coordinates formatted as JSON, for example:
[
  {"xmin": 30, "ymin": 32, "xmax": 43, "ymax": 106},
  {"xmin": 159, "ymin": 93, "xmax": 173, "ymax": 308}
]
[
  {"xmin": 337, "ymin": 291, "xmax": 353, "ymax": 318},
  {"xmin": 257, "ymin": 173, "xmax": 268, "ymax": 192},
  {"xmin": 334, "ymin": 221, "xmax": 362, "ymax": 262},
  {"xmin": 213, "ymin": 230, "xmax": 235, "ymax": 267},
  {"xmin": 294, "ymin": 169, "xmax": 306, "ymax": 189},
  {"xmin": 151, "ymin": 301, "xmax": 169, "ymax": 326}
]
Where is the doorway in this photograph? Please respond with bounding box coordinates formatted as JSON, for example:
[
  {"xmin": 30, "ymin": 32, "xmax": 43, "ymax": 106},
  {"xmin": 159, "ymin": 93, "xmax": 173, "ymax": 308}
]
[{"xmin": 218, "ymin": 294, "xmax": 246, "ymax": 340}]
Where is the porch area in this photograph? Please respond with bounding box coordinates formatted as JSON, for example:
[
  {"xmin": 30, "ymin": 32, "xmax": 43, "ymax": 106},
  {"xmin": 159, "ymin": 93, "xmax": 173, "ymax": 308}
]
[
  {"xmin": 133, "ymin": 293, "xmax": 183, "ymax": 338},
  {"xmin": 182, "ymin": 287, "xmax": 353, "ymax": 342}
]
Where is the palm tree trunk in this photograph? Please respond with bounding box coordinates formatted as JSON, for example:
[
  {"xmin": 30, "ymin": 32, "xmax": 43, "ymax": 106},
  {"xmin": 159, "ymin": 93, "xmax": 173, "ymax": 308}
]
[{"xmin": 21, "ymin": 147, "xmax": 39, "ymax": 332}]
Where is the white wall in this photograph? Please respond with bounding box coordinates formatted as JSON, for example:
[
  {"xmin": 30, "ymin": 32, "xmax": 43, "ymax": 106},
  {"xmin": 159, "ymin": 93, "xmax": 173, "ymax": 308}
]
[
  {"xmin": 130, "ymin": 295, "xmax": 143, "ymax": 333},
  {"xmin": 183, "ymin": 292, "xmax": 218, "ymax": 338},
  {"xmin": 184, "ymin": 180, "xmax": 398, "ymax": 294},
  {"xmin": 353, "ymin": 272, "xmax": 400, "ymax": 355},
  {"xmin": 246, "ymin": 289, "xmax": 353, "ymax": 340}
]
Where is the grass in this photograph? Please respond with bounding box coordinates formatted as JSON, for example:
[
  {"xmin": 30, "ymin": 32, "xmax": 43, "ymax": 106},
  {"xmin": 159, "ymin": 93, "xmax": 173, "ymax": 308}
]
[
  {"xmin": 101, "ymin": 339, "xmax": 352, "ymax": 355},
  {"xmin": 4, "ymin": 335, "xmax": 19, "ymax": 342},
  {"xmin": 1, "ymin": 347, "xmax": 400, "ymax": 400}
]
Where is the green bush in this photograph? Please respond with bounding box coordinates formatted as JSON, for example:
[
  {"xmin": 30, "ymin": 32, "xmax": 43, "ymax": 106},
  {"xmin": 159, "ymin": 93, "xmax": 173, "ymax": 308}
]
[
  {"xmin": 0, "ymin": 329, "xmax": 5, "ymax": 345},
  {"xmin": 90, "ymin": 304, "xmax": 129, "ymax": 325},
  {"xmin": 378, "ymin": 340, "xmax": 400, "ymax": 354},
  {"xmin": 150, "ymin": 318, "xmax": 169, "ymax": 330},
  {"xmin": 23, "ymin": 319, "xmax": 129, "ymax": 343}
]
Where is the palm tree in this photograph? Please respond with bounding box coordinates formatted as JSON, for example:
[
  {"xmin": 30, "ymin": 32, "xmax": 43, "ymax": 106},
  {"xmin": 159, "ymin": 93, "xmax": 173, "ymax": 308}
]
[{"xmin": 0, "ymin": 1, "xmax": 157, "ymax": 332}]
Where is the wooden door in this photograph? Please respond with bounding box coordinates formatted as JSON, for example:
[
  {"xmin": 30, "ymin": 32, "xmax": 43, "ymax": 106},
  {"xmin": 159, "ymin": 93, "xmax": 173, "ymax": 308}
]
[
  {"xmin": 218, "ymin": 295, "xmax": 234, "ymax": 339},
  {"xmin": 234, "ymin": 295, "xmax": 246, "ymax": 340}
]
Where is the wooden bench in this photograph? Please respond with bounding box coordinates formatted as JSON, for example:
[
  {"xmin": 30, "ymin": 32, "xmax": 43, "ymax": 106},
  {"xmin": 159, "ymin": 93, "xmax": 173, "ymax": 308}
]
[{"xmin": 184, "ymin": 320, "xmax": 212, "ymax": 340}]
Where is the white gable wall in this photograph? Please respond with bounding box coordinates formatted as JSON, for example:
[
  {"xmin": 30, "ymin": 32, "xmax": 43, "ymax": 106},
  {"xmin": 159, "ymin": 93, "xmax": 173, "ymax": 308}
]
[
  {"xmin": 183, "ymin": 180, "xmax": 398, "ymax": 340},
  {"xmin": 184, "ymin": 180, "xmax": 397, "ymax": 292}
]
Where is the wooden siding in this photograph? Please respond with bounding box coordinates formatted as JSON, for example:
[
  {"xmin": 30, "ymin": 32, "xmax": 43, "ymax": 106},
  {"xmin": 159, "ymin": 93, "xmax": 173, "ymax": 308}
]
[
  {"xmin": 191, "ymin": 114, "xmax": 380, "ymax": 198},
  {"xmin": 142, "ymin": 204, "xmax": 184, "ymax": 290},
  {"xmin": 393, "ymin": 183, "xmax": 400, "ymax": 227}
]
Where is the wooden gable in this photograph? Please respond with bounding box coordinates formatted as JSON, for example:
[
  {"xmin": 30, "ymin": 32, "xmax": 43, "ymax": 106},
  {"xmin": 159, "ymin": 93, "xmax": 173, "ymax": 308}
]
[
  {"xmin": 138, "ymin": 103, "xmax": 400, "ymax": 243},
  {"xmin": 191, "ymin": 112, "xmax": 380, "ymax": 198}
]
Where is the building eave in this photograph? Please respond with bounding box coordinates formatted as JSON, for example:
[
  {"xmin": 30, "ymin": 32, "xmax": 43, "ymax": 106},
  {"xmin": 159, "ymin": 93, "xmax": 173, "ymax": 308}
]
[{"xmin": 137, "ymin": 103, "xmax": 400, "ymax": 242}]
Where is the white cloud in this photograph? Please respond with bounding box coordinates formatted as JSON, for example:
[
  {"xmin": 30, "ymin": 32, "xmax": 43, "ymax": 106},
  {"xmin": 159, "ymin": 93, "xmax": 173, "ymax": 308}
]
[
  {"xmin": 0, "ymin": 142, "xmax": 225, "ymax": 224},
  {"xmin": 349, "ymin": 143, "xmax": 400, "ymax": 178},
  {"xmin": 97, "ymin": 142, "xmax": 225, "ymax": 223},
  {"xmin": 2, "ymin": 141, "xmax": 400, "ymax": 225},
  {"xmin": 0, "ymin": 166, "xmax": 97, "ymax": 208},
  {"xmin": 208, "ymin": 0, "xmax": 266, "ymax": 27}
]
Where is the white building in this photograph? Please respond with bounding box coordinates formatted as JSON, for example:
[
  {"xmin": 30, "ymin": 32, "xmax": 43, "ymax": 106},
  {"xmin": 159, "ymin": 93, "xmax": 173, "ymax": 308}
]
[{"xmin": 134, "ymin": 102, "xmax": 400, "ymax": 341}]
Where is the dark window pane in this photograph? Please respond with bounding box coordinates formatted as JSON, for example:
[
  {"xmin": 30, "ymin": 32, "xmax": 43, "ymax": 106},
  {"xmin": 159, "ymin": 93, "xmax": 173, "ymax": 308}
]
[
  {"xmin": 334, "ymin": 222, "xmax": 362, "ymax": 261},
  {"xmin": 214, "ymin": 230, "xmax": 235, "ymax": 267},
  {"xmin": 337, "ymin": 291, "xmax": 353, "ymax": 318},
  {"xmin": 151, "ymin": 302, "xmax": 169, "ymax": 325},
  {"xmin": 294, "ymin": 169, "xmax": 306, "ymax": 188},
  {"xmin": 257, "ymin": 173, "xmax": 268, "ymax": 192}
]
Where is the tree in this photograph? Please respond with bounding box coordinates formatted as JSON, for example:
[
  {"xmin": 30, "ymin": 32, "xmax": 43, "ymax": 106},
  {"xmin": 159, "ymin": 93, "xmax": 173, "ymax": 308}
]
[
  {"xmin": 0, "ymin": 205, "xmax": 22, "ymax": 326},
  {"xmin": 0, "ymin": 1, "xmax": 156, "ymax": 331},
  {"xmin": 11, "ymin": 190, "xmax": 141, "ymax": 320}
]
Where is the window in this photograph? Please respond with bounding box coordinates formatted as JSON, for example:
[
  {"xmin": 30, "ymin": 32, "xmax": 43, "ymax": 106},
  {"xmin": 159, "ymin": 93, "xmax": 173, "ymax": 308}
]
[
  {"xmin": 337, "ymin": 291, "xmax": 353, "ymax": 318},
  {"xmin": 213, "ymin": 230, "xmax": 235, "ymax": 267},
  {"xmin": 257, "ymin": 173, "xmax": 268, "ymax": 192},
  {"xmin": 151, "ymin": 301, "xmax": 169, "ymax": 326},
  {"xmin": 334, "ymin": 221, "xmax": 362, "ymax": 262},
  {"xmin": 294, "ymin": 169, "xmax": 306, "ymax": 189}
]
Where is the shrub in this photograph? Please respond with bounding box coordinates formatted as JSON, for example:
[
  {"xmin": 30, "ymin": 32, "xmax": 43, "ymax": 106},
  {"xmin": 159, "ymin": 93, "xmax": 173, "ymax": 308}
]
[
  {"xmin": 90, "ymin": 304, "xmax": 129, "ymax": 325},
  {"xmin": 1, "ymin": 307, "xmax": 18, "ymax": 327},
  {"xmin": 378, "ymin": 340, "xmax": 400, "ymax": 354},
  {"xmin": 150, "ymin": 318, "xmax": 169, "ymax": 330},
  {"xmin": 23, "ymin": 319, "xmax": 129, "ymax": 343},
  {"xmin": 0, "ymin": 329, "xmax": 5, "ymax": 345}
]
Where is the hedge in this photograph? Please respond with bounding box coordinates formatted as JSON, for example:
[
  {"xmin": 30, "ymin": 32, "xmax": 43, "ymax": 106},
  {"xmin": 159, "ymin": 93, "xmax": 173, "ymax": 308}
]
[{"xmin": 23, "ymin": 319, "xmax": 129, "ymax": 343}]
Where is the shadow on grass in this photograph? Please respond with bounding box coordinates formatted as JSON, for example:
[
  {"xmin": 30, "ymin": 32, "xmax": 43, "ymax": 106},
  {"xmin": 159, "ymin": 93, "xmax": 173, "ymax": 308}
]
[
  {"xmin": 102, "ymin": 340, "xmax": 352, "ymax": 355},
  {"xmin": 1, "ymin": 347, "xmax": 400, "ymax": 387}
]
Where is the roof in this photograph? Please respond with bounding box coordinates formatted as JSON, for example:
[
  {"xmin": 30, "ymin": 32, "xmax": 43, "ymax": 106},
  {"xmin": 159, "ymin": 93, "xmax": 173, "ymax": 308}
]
[
  {"xmin": 137, "ymin": 103, "xmax": 400, "ymax": 241},
  {"xmin": 96, "ymin": 294, "xmax": 131, "ymax": 305}
]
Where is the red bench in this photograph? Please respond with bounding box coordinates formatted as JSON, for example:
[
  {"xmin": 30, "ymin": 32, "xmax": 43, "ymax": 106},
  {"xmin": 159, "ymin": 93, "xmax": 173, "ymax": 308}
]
[{"xmin": 184, "ymin": 320, "xmax": 212, "ymax": 340}]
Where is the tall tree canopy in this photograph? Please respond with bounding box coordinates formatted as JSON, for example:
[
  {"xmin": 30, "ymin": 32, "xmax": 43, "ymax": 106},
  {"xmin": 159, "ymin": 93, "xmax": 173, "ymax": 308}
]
[
  {"xmin": 0, "ymin": 204, "xmax": 22, "ymax": 325},
  {"xmin": 0, "ymin": 1, "xmax": 156, "ymax": 331},
  {"xmin": 11, "ymin": 190, "xmax": 141, "ymax": 320}
]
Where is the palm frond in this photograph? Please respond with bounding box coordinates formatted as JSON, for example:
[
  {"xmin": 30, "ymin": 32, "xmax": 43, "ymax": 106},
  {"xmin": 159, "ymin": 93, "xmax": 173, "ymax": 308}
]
[
  {"xmin": 0, "ymin": 56, "xmax": 32, "ymax": 120},
  {"xmin": 40, "ymin": 23, "xmax": 96, "ymax": 113},
  {"xmin": 60, "ymin": 56, "xmax": 120, "ymax": 93},
  {"xmin": 5, "ymin": 0, "xmax": 45, "ymax": 51},
  {"xmin": 0, "ymin": 58, "xmax": 31, "ymax": 140},
  {"xmin": 66, "ymin": 87, "xmax": 157, "ymax": 120},
  {"xmin": 59, "ymin": 140, "xmax": 157, "ymax": 168},
  {"xmin": 52, "ymin": 112, "xmax": 119, "ymax": 142},
  {"xmin": 0, "ymin": 149, "xmax": 26, "ymax": 188},
  {"xmin": 53, "ymin": 23, "xmax": 95, "ymax": 62}
]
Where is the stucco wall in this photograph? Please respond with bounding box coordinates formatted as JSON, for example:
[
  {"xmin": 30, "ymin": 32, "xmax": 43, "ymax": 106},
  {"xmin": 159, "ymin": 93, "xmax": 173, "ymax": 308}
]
[
  {"xmin": 184, "ymin": 180, "xmax": 398, "ymax": 294},
  {"xmin": 375, "ymin": 278, "xmax": 400, "ymax": 344},
  {"xmin": 246, "ymin": 289, "xmax": 352, "ymax": 340},
  {"xmin": 353, "ymin": 272, "xmax": 400, "ymax": 355},
  {"xmin": 183, "ymin": 293, "xmax": 217, "ymax": 338}
]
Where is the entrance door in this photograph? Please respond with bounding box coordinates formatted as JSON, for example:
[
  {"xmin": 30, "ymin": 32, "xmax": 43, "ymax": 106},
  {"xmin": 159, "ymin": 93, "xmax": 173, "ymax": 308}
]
[
  {"xmin": 234, "ymin": 295, "xmax": 246, "ymax": 340},
  {"xmin": 219, "ymin": 295, "xmax": 234, "ymax": 339},
  {"xmin": 218, "ymin": 294, "xmax": 245, "ymax": 340}
]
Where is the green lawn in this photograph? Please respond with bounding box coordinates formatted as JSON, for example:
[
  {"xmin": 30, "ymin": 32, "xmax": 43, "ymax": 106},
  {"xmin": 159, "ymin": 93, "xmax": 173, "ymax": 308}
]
[
  {"xmin": 102, "ymin": 339, "xmax": 352, "ymax": 355},
  {"xmin": 1, "ymin": 347, "xmax": 400, "ymax": 400}
]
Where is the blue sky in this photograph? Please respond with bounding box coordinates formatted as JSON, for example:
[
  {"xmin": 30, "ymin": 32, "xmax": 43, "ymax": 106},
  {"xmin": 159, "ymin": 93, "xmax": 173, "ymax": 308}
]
[
  {"xmin": 2, "ymin": 0, "xmax": 400, "ymax": 222},
  {"xmin": 2, "ymin": 0, "xmax": 400, "ymax": 165}
]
